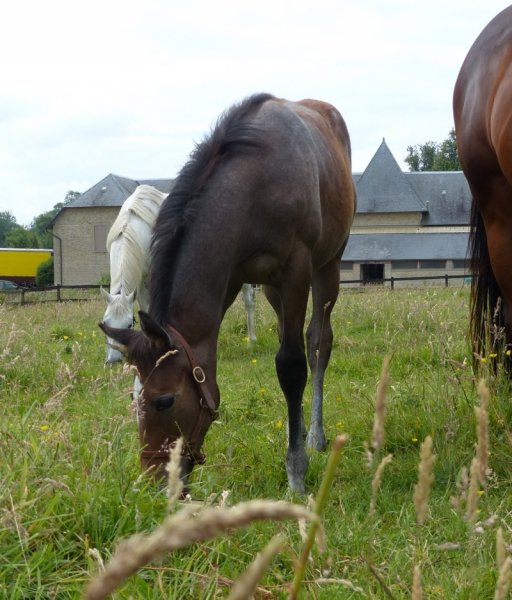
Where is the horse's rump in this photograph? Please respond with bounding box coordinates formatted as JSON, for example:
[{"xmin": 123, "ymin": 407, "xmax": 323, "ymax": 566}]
[{"xmin": 454, "ymin": 5, "xmax": 512, "ymax": 361}]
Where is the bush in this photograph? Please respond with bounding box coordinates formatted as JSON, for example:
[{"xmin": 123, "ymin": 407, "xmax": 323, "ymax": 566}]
[{"xmin": 36, "ymin": 257, "xmax": 54, "ymax": 286}]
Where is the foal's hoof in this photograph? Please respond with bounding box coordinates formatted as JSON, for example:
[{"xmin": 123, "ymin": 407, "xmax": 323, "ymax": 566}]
[
  {"xmin": 306, "ymin": 429, "xmax": 327, "ymax": 452},
  {"xmin": 286, "ymin": 449, "xmax": 309, "ymax": 495}
]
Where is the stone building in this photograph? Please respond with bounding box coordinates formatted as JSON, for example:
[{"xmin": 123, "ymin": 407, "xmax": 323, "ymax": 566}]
[
  {"xmin": 342, "ymin": 139, "xmax": 471, "ymax": 286},
  {"xmin": 50, "ymin": 140, "xmax": 471, "ymax": 287},
  {"xmin": 50, "ymin": 175, "xmax": 173, "ymax": 285}
]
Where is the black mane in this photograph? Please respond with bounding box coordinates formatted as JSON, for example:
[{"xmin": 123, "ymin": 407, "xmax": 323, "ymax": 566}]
[{"xmin": 149, "ymin": 93, "xmax": 274, "ymax": 323}]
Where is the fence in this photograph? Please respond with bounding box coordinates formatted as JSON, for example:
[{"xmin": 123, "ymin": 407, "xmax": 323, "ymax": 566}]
[
  {"xmin": 0, "ymin": 284, "xmax": 102, "ymax": 306},
  {"xmin": 0, "ymin": 274, "xmax": 471, "ymax": 306}
]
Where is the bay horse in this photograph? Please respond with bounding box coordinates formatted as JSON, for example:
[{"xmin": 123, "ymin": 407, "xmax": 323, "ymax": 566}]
[
  {"xmin": 100, "ymin": 93, "xmax": 356, "ymax": 494},
  {"xmin": 102, "ymin": 185, "xmax": 257, "ymax": 364},
  {"xmin": 454, "ymin": 5, "xmax": 512, "ymax": 365}
]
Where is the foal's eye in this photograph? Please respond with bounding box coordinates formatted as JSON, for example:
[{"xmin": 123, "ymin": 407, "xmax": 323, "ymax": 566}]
[{"xmin": 154, "ymin": 395, "xmax": 176, "ymax": 411}]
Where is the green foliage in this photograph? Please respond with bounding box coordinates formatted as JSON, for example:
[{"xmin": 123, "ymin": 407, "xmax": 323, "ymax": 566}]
[
  {"xmin": 0, "ymin": 190, "xmax": 80, "ymax": 250},
  {"xmin": 36, "ymin": 257, "xmax": 54, "ymax": 286},
  {"xmin": 1, "ymin": 287, "xmax": 511, "ymax": 598},
  {"xmin": 405, "ymin": 128, "xmax": 461, "ymax": 171},
  {"xmin": 98, "ymin": 272, "xmax": 110, "ymax": 287},
  {"xmin": 0, "ymin": 210, "xmax": 19, "ymax": 246},
  {"xmin": 4, "ymin": 226, "xmax": 39, "ymax": 248}
]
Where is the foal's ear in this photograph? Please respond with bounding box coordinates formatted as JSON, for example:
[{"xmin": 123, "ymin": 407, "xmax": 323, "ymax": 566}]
[
  {"xmin": 138, "ymin": 311, "xmax": 176, "ymax": 349},
  {"xmin": 98, "ymin": 321, "xmax": 137, "ymax": 352}
]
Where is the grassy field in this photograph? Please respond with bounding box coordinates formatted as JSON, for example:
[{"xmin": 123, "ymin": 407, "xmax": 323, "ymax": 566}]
[{"xmin": 1, "ymin": 284, "xmax": 512, "ymax": 599}]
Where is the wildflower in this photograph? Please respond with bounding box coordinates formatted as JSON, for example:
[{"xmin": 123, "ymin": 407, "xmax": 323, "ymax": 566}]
[
  {"xmin": 412, "ymin": 437, "xmax": 418, "ymax": 443},
  {"xmin": 251, "ymin": 358, "xmax": 257, "ymax": 364},
  {"xmin": 275, "ymin": 419, "xmax": 284, "ymax": 429},
  {"xmin": 259, "ymin": 387, "xmax": 266, "ymax": 395},
  {"xmin": 506, "ymin": 349, "xmax": 511, "ymax": 357},
  {"xmin": 40, "ymin": 424, "xmax": 49, "ymax": 431},
  {"xmin": 480, "ymin": 357, "xmax": 488, "ymax": 364},
  {"xmin": 243, "ymin": 336, "xmax": 249, "ymax": 343},
  {"xmin": 336, "ymin": 421, "xmax": 343, "ymax": 429},
  {"xmin": 63, "ymin": 335, "xmax": 69, "ymax": 340}
]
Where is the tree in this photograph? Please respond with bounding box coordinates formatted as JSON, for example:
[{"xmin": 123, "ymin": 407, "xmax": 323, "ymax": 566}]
[
  {"xmin": 0, "ymin": 210, "xmax": 18, "ymax": 246},
  {"xmin": 36, "ymin": 257, "xmax": 54, "ymax": 286},
  {"xmin": 4, "ymin": 226, "xmax": 39, "ymax": 248},
  {"xmin": 405, "ymin": 128, "xmax": 461, "ymax": 172}
]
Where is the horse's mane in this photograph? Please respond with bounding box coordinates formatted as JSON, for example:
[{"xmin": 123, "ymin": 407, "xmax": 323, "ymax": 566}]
[
  {"xmin": 107, "ymin": 185, "xmax": 167, "ymax": 295},
  {"xmin": 150, "ymin": 93, "xmax": 274, "ymax": 323}
]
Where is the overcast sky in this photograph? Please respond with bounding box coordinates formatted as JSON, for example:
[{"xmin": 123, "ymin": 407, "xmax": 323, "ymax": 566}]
[{"xmin": 1, "ymin": 1, "xmax": 509, "ymax": 226}]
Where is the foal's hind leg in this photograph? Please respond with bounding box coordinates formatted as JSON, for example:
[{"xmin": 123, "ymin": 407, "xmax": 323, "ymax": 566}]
[{"xmin": 306, "ymin": 259, "xmax": 340, "ymax": 451}]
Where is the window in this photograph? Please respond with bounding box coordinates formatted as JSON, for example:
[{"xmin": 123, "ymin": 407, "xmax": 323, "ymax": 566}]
[
  {"xmin": 392, "ymin": 260, "xmax": 418, "ymax": 270},
  {"xmin": 341, "ymin": 261, "xmax": 353, "ymax": 271},
  {"xmin": 419, "ymin": 260, "xmax": 446, "ymax": 269},
  {"xmin": 94, "ymin": 224, "xmax": 108, "ymax": 253}
]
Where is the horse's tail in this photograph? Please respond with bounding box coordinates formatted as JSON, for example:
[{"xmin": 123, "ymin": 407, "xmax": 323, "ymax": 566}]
[{"xmin": 469, "ymin": 199, "xmax": 503, "ymax": 361}]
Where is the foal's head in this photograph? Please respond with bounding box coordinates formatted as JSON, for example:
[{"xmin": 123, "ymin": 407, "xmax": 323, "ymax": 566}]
[{"xmin": 99, "ymin": 312, "xmax": 216, "ymax": 488}]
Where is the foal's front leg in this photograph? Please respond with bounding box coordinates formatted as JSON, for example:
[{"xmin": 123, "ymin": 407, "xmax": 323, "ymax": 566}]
[{"xmin": 265, "ymin": 277, "xmax": 310, "ymax": 494}]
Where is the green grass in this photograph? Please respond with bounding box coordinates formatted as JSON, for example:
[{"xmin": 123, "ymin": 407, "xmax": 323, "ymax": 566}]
[{"xmin": 1, "ymin": 285, "xmax": 512, "ymax": 598}]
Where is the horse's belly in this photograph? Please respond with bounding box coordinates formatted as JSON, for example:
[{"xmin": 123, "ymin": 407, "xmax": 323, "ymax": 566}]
[{"xmin": 239, "ymin": 253, "xmax": 285, "ymax": 285}]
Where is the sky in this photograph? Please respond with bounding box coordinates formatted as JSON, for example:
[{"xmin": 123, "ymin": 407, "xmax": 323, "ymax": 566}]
[{"xmin": 1, "ymin": 1, "xmax": 510, "ymax": 226}]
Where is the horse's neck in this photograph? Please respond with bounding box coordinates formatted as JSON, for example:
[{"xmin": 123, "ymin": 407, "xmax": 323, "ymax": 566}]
[{"xmin": 110, "ymin": 217, "xmax": 152, "ymax": 298}]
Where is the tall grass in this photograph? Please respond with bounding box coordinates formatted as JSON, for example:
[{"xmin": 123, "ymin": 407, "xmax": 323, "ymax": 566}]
[{"xmin": 1, "ymin": 285, "xmax": 512, "ymax": 598}]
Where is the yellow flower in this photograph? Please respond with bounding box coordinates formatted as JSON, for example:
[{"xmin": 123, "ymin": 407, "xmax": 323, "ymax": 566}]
[
  {"xmin": 478, "ymin": 490, "xmax": 484, "ymax": 496},
  {"xmin": 251, "ymin": 358, "xmax": 257, "ymax": 364},
  {"xmin": 336, "ymin": 421, "xmax": 343, "ymax": 429},
  {"xmin": 40, "ymin": 425, "xmax": 49, "ymax": 432},
  {"xmin": 480, "ymin": 357, "xmax": 487, "ymax": 364},
  {"xmin": 490, "ymin": 353, "xmax": 498, "ymax": 359},
  {"xmin": 275, "ymin": 419, "xmax": 284, "ymax": 429},
  {"xmin": 411, "ymin": 437, "xmax": 418, "ymax": 443},
  {"xmin": 506, "ymin": 349, "xmax": 511, "ymax": 357},
  {"xmin": 243, "ymin": 336, "xmax": 249, "ymax": 343},
  {"xmin": 63, "ymin": 335, "xmax": 69, "ymax": 340},
  {"xmin": 259, "ymin": 387, "xmax": 266, "ymax": 395}
]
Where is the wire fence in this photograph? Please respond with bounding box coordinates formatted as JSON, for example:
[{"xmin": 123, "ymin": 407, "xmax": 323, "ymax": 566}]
[{"xmin": 0, "ymin": 274, "xmax": 472, "ymax": 306}]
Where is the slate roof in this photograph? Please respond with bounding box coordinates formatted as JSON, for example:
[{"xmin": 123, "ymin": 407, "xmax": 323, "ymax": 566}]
[
  {"xmin": 343, "ymin": 232, "xmax": 469, "ymax": 261},
  {"xmin": 66, "ymin": 174, "xmax": 174, "ymax": 209},
  {"xmin": 354, "ymin": 139, "xmax": 427, "ymax": 213},
  {"xmin": 353, "ymin": 140, "xmax": 472, "ymax": 226},
  {"xmin": 407, "ymin": 171, "xmax": 471, "ymax": 226}
]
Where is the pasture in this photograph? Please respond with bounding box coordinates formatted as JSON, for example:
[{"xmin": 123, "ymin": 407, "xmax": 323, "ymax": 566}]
[{"xmin": 1, "ymin": 285, "xmax": 512, "ymax": 598}]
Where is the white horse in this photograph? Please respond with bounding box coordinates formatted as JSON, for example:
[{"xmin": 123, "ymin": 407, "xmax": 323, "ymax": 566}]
[{"xmin": 102, "ymin": 184, "xmax": 256, "ymax": 365}]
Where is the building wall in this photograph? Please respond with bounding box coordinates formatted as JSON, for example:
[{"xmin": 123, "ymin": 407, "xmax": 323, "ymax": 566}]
[
  {"xmin": 53, "ymin": 207, "xmax": 119, "ymax": 285},
  {"xmin": 340, "ymin": 260, "xmax": 469, "ymax": 287},
  {"xmin": 352, "ymin": 212, "xmax": 422, "ymax": 228}
]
